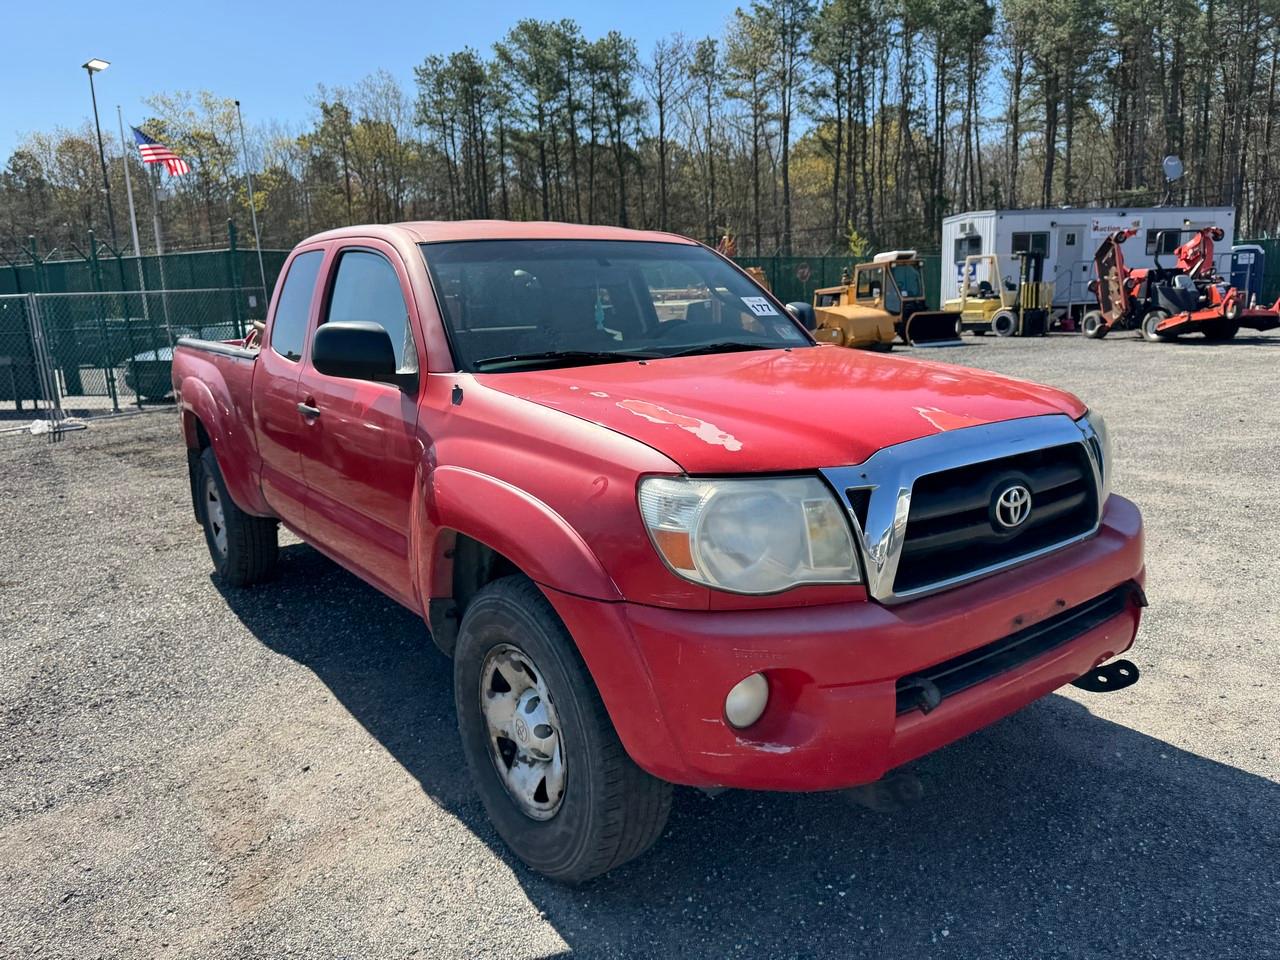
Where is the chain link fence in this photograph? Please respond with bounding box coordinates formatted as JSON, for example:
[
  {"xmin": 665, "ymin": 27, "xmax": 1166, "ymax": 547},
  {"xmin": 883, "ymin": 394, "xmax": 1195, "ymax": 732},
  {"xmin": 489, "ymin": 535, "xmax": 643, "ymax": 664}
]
[{"xmin": 0, "ymin": 287, "xmax": 266, "ymax": 427}]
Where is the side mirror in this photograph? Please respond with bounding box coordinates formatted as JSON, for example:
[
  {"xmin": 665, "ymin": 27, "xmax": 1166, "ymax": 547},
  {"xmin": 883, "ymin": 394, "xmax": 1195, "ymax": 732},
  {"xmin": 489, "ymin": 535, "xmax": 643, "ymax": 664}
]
[
  {"xmin": 785, "ymin": 301, "xmax": 816, "ymax": 331},
  {"xmin": 312, "ymin": 321, "xmax": 397, "ymax": 383}
]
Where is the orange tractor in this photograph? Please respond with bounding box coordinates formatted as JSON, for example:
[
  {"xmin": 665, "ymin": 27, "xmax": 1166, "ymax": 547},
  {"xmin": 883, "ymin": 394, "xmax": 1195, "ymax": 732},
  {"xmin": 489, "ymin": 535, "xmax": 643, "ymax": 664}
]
[{"xmin": 1082, "ymin": 227, "xmax": 1280, "ymax": 342}]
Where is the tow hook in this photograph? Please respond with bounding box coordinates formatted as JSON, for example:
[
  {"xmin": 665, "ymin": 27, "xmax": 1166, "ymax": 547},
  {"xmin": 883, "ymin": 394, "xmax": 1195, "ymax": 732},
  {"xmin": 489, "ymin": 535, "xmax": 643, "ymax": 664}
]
[{"xmin": 1070, "ymin": 658, "xmax": 1140, "ymax": 693}]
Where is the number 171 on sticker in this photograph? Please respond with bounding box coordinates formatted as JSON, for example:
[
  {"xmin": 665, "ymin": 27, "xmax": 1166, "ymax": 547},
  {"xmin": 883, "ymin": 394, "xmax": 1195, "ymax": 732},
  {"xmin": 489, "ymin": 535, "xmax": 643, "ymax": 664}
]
[{"xmin": 741, "ymin": 296, "xmax": 779, "ymax": 317}]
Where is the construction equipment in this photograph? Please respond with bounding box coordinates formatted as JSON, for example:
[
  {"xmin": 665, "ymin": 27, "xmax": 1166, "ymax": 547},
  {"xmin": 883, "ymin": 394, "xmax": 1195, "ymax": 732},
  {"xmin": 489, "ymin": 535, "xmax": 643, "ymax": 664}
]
[
  {"xmin": 941, "ymin": 252, "xmax": 1052, "ymax": 337},
  {"xmin": 805, "ymin": 251, "xmax": 960, "ymax": 349},
  {"xmin": 1081, "ymin": 227, "xmax": 1280, "ymax": 342}
]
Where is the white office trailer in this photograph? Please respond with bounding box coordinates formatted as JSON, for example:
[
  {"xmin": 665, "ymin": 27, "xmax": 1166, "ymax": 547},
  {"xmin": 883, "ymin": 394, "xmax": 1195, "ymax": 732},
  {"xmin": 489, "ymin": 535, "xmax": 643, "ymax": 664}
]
[{"xmin": 940, "ymin": 206, "xmax": 1236, "ymax": 321}]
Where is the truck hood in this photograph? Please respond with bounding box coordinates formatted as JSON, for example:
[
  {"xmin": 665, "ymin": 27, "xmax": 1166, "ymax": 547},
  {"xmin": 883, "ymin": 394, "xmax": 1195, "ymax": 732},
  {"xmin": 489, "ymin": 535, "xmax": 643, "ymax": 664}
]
[{"xmin": 476, "ymin": 346, "xmax": 1086, "ymax": 473}]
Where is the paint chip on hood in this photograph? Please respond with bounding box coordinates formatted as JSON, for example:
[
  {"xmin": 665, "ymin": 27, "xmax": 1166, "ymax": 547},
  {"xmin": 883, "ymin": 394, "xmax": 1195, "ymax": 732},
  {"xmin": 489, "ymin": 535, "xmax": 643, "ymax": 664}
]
[{"xmin": 618, "ymin": 399, "xmax": 743, "ymax": 451}]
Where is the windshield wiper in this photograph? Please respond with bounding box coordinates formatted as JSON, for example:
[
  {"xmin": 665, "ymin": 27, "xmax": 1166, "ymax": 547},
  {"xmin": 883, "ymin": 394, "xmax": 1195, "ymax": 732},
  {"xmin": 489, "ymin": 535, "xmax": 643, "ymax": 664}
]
[
  {"xmin": 472, "ymin": 348, "xmax": 662, "ymax": 371},
  {"xmin": 660, "ymin": 341, "xmax": 780, "ymax": 359}
]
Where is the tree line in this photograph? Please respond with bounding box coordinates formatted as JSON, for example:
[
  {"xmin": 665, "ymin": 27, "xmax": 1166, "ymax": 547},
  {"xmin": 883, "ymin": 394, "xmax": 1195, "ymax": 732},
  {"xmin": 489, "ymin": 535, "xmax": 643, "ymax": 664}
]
[{"xmin": 3, "ymin": 0, "xmax": 1278, "ymax": 263}]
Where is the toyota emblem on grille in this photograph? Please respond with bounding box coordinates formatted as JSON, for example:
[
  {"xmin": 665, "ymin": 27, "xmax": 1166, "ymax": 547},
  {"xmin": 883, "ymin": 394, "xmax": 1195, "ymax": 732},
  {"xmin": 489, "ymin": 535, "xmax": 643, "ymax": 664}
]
[{"xmin": 993, "ymin": 482, "xmax": 1032, "ymax": 530}]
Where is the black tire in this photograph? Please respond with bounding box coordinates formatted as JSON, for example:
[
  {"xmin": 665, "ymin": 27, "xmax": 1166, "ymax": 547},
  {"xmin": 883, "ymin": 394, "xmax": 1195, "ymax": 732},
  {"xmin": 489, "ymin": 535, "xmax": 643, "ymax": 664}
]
[
  {"xmin": 1081, "ymin": 311, "xmax": 1107, "ymax": 339},
  {"xmin": 454, "ymin": 575, "xmax": 672, "ymax": 884},
  {"xmin": 197, "ymin": 447, "xmax": 278, "ymax": 586},
  {"xmin": 991, "ymin": 310, "xmax": 1018, "ymax": 337},
  {"xmin": 1141, "ymin": 309, "xmax": 1174, "ymax": 342},
  {"xmin": 1202, "ymin": 319, "xmax": 1239, "ymax": 341}
]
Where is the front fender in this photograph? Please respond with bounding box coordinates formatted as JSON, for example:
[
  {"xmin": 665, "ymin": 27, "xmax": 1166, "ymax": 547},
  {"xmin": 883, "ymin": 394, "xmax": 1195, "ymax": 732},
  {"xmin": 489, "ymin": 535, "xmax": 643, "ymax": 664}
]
[{"xmin": 422, "ymin": 465, "xmax": 621, "ymax": 602}]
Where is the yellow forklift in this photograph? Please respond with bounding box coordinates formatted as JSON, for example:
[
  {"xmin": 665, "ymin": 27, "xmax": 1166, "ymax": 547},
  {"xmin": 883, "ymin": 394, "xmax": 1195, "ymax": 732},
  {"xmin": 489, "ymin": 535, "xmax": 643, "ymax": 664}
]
[
  {"xmin": 946, "ymin": 251, "xmax": 1052, "ymax": 337},
  {"xmin": 796, "ymin": 251, "xmax": 960, "ymax": 349}
]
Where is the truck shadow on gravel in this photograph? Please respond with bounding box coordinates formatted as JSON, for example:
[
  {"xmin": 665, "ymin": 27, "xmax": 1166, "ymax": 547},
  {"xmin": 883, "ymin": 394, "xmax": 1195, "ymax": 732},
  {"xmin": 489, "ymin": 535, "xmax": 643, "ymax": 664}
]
[{"xmin": 217, "ymin": 543, "xmax": 1278, "ymax": 959}]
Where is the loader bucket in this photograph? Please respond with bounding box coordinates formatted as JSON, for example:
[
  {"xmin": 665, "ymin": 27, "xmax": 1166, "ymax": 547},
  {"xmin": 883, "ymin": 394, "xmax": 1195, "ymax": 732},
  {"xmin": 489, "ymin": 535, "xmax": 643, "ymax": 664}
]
[{"xmin": 903, "ymin": 310, "xmax": 963, "ymax": 346}]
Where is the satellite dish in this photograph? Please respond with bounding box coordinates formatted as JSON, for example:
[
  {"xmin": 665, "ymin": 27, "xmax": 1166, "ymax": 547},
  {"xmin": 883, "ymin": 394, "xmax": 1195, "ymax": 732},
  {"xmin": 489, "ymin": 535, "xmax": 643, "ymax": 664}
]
[{"xmin": 1163, "ymin": 155, "xmax": 1185, "ymax": 182}]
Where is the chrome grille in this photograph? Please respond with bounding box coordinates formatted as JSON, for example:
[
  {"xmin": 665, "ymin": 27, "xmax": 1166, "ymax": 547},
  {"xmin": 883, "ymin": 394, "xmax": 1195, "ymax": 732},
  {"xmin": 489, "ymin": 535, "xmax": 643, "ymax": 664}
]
[
  {"xmin": 820, "ymin": 415, "xmax": 1105, "ymax": 604},
  {"xmin": 893, "ymin": 443, "xmax": 1097, "ymax": 593}
]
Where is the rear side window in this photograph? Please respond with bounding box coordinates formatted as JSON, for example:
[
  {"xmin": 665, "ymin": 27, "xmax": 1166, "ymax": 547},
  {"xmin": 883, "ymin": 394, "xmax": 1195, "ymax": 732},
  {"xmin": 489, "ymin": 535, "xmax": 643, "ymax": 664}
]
[
  {"xmin": 325, "ymin": 251, "xmax": 418, "ymax": 373},
  {"xmin": 270, "ymin": 250, "xmax": 324, "ymax": 362}
]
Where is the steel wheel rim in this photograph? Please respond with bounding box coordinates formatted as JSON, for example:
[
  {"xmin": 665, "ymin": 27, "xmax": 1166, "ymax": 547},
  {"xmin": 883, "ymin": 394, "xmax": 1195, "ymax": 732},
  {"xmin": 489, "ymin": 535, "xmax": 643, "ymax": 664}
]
[
  {"xmin": 479, "ymin": 643, "xmax": 566, "ymax": 820},
  {"xmin": 204, "ymin": 476, "xmax": 228, "ymax": 557}
]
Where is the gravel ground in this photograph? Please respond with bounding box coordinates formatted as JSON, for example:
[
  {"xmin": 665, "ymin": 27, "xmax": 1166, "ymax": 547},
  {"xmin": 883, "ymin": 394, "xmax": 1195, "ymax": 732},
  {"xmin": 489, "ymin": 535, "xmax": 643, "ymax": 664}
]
[{"xmin": 2, "ymin": 333, "xmax": 1278, "ymax": 959}]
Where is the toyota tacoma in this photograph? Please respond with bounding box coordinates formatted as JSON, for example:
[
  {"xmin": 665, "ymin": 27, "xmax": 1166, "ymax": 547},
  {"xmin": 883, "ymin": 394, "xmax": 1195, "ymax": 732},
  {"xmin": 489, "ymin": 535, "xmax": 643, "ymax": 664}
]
[{"xmin": 171, "ymin": 221, "xmax": 1145, "ymax": 883}]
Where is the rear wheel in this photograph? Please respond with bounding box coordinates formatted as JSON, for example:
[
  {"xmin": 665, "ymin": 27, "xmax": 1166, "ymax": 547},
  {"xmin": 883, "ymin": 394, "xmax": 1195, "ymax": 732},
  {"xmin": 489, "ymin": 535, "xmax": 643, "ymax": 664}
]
[
  {"xmin": 1081, "ymin": 311, "xmax": 1107, "ymax": 339},
  {"xmin": 991, "ymin": 310, "xmax": 1018, "ymax": 337},
  {"xmin": 454, "ymin": 576, "xmax": 672, "ymax": 884},
  {"xmin": 1141, "ymin": 309, "xmax": 1174, "ymax": 342},
  {"xmin": 197, "ymin": 447, "xmax": 278, "ymax": 586}
]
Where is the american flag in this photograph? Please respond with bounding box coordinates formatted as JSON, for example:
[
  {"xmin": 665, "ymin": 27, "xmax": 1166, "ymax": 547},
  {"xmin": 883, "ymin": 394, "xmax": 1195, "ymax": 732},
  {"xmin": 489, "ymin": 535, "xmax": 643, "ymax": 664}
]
[{"xmin": 131, "ymin": 127, "xmax": 191, "ymax": 176}]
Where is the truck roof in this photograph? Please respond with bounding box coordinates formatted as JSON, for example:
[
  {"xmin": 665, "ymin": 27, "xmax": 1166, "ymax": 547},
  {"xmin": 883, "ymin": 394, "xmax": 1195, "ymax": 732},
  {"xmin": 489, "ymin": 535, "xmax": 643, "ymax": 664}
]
[{"xmin": 299, "ymin": 220, "xmax": 702, "ymax": 247}]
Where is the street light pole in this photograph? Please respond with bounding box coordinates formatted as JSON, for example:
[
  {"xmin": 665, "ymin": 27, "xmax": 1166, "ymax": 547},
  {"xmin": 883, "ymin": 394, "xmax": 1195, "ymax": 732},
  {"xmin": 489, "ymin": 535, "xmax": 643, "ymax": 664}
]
[
  {"xmin": 83, "ymin": 58, "xmax": 119, "ymax": 249},
  {"xmin": 234, "ymin": 100, "xmax": 269, "ymax": 296}
]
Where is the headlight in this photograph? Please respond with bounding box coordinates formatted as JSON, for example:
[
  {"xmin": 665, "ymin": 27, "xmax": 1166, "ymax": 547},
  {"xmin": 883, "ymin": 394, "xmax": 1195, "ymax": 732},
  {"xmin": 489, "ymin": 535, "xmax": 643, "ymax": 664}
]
[
  {"xmin": 637, "ymin": 476, "xmax": 861, "ymax": 594},
  {"xmin": 1080, "ymin": 409, "xmax": 1112, "ymax": 502}
]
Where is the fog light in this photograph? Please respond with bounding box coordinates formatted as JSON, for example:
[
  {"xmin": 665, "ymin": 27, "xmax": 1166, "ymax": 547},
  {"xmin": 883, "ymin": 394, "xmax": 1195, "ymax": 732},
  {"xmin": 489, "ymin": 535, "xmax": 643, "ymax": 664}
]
[{"xmin": 724, "ymin": 673, "xmax": 769, "ymax": 729}]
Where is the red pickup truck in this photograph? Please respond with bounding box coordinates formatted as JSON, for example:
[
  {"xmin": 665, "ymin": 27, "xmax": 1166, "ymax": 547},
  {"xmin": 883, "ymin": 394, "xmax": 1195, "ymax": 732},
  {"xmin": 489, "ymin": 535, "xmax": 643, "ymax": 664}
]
[{"xmin": 172, "ymin": 221, "xmax": 1145, "ymax": 882}]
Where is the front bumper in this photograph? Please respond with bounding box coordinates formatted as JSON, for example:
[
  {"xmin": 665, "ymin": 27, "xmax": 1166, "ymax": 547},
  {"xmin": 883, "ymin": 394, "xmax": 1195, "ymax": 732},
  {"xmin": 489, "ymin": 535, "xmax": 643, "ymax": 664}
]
[{"xmin": 547, "ymin": 495, "xmax": 1144, "ymax": 791}]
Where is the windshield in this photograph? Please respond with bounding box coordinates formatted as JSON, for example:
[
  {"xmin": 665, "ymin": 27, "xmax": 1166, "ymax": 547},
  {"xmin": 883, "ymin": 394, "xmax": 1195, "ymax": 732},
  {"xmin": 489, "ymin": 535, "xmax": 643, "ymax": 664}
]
[
  {"xmin": 890, "ymin": 263, "xmax": 925, "ymax": 299},
  {"xmin": 421, "ymin": 239, "xmax": 811, "ymax": 371}
]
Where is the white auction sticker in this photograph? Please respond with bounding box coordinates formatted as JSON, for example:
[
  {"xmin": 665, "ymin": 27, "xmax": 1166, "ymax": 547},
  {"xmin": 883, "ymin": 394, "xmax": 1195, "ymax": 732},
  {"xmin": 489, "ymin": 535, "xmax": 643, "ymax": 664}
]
[{"xmin": 741, "ymin": 296, "xmax": 779, "ymax": 316}]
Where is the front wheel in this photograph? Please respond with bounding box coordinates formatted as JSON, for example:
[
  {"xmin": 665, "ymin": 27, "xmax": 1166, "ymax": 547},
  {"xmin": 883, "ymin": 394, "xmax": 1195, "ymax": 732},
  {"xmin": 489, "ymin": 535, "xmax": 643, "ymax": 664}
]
[
  {"xmin": 454, "ymin": 576, "xmax": 672, "ymax": 883},
  {"xmin": 991, "ymin": 310, "xmax": 1018, "ymax": 337},
  {"xmin": 1141, "ymin": 309, "xmax": 1174, "ymax": 342}
]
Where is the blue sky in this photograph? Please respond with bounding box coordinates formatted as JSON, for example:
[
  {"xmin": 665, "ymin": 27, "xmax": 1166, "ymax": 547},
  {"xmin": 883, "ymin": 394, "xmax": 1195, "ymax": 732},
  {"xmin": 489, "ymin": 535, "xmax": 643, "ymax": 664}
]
[{"xmin": 0, "ymin": 0, "xmax": 742, "ymax": 157}]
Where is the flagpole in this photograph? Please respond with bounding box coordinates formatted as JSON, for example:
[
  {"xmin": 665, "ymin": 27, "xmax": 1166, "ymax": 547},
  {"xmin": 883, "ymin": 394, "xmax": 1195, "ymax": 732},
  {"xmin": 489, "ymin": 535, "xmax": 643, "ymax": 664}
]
[
  {"xmin": 145, "ymin": 161, "xmax": 172, "ymax": 334},
  {"xmin": 234, "ymin": 100, "xmax": 268, "ymax": 296},
  {"xmin": 116, "ymin": 108, "xmax": 144, "ymax": 261},
  {"xmin": 115, "ymin": 107, "xmax": 152, "ymax": 329}
]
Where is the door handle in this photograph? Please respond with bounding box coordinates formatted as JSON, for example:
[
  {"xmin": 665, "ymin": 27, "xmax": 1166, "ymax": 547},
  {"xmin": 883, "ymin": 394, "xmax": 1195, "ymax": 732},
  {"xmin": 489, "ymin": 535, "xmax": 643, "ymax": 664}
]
[{"xmin": 297, "ymin": 401, "xmax": 321, "ymax": 418}]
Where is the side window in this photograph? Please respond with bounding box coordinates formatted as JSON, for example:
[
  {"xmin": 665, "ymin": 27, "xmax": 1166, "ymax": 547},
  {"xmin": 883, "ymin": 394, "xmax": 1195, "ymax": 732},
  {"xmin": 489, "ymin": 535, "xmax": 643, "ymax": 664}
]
[
  {"xmin": 325, "ymin": 250, "xmax": 418, "ymax": 373},
  {"xmin": 270, "ymin": 250, "xmax": 324, "ymax": 362},
  {"xmin": 954, "ymin": 235, "xmax": 982, "ymax": 263},
  {"xmin": 856, "ymin": 266, "xmax": 883, "ymax": 300},
  {"xmin": 1012, "ymin": 232, "xmax": 1049, "ymax": 258},
  {"xmin": 1145, "ymin": 230, "xmax": 1179, "ymax": 256}
]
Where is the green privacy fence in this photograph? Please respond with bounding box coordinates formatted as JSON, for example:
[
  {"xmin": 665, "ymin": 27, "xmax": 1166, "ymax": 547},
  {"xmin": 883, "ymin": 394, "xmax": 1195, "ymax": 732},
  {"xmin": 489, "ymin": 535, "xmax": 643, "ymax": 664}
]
[
  {"xmin": 0, "ymin": 222, "xmax": 288, "ymax": 299},
  {"xmin": 734, "ymin": 254, "xmax": 944, "ymax": 309}
]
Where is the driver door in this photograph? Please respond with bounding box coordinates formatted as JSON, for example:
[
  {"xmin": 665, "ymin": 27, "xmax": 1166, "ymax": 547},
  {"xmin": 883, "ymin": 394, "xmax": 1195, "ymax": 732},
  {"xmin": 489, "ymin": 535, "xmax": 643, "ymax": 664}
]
[{"xmin": 295, "ymin": 242, "xmax": 424, "ymax": 608}]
